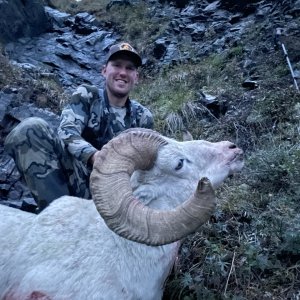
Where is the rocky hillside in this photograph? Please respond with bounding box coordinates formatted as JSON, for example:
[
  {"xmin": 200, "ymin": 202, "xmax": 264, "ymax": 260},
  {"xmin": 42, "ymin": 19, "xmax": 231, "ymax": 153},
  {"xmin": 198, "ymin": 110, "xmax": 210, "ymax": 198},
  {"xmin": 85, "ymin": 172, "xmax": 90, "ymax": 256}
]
[{"xmin": 0, "ymin": 0, "xmax": 300, "ymax": 298}]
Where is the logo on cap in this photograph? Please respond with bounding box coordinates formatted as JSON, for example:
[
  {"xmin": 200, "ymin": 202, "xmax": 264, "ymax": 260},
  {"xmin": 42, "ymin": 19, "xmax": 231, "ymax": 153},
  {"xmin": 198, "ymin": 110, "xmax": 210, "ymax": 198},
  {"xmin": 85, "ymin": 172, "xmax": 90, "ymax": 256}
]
[{"xmin": 120, "ymin": 43, "xmax": 133, "ymax": 51}]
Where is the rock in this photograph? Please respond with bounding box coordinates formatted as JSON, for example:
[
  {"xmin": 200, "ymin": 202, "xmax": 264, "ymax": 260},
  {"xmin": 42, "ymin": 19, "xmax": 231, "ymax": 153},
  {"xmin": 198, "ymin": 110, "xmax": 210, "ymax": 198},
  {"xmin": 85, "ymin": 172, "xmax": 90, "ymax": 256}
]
[
  {"xmin": 45, "ymin": 6, "xmax": 71, "ymax": 29},
  {"xmin": 7, "ymin": 103, "xmax": 60, "ymax": 131},
  {"xmin": 203, "ymin": 1, "xmax": 220, "ymax": 12},
  {"xmin": 0, "ymin": 92, "xmax": 13, "ymax": 127},
  {"xmin": 0, "ymin": 0, "xmax": 51, "ymax": 43},
  {"xmin": 159, "ymin": 0, "xmax": 191, "ymax": 9},
  {"xmin": 242, "ymin": 79, "xmax": 258, "ymax": 89},
  {"xmin": 198, "ymin": 91, "xmax": 227, "ymax": 118},
  {"xmin": 153, "ymin": 38, "xmax": 168, "ymax": 59}
]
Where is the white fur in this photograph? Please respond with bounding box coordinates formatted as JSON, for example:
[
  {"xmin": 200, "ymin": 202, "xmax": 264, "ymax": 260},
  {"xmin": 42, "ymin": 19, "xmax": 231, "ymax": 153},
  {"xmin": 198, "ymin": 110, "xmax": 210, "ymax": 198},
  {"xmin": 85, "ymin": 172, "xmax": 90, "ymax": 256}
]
[{"xmin": 0, "ymin": 138, "xmax": 243, "ymax": 300}]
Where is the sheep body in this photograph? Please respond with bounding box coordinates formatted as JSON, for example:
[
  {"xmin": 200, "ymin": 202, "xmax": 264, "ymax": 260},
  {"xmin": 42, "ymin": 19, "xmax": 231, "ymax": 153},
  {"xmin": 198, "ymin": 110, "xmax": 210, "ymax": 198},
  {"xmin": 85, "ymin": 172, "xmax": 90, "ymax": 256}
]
[{"xmin": 1, "ymin": 197, "xmax": 177, "ymax": 299}]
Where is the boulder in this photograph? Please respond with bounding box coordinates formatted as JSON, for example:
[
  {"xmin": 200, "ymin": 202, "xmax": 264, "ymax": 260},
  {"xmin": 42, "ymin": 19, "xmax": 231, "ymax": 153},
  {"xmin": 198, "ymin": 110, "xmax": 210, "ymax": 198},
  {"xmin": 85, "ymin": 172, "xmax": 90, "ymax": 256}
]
[{"xmin": 0, "ymin": 0, "xmax": 51, "ymax": 43}]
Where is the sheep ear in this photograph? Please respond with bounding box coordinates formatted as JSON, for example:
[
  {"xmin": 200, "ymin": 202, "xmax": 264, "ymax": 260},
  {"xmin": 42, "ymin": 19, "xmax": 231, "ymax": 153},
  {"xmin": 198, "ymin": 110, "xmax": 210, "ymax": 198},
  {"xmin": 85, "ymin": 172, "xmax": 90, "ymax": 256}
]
[{"xmin": 182, "ymin": 130, "xmax": 193, "ymax": 141}]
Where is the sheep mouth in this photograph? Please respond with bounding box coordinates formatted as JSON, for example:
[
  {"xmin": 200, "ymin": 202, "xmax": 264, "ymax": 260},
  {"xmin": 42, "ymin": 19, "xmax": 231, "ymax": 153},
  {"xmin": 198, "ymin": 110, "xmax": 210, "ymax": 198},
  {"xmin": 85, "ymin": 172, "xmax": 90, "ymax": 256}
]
[
  {"xmin": 232, "ymin": 152, "xmax": 244, "ymax": 162},
  {"xmin": 227, "ymin": 152, "xmax": 244, "ymax": 173}
]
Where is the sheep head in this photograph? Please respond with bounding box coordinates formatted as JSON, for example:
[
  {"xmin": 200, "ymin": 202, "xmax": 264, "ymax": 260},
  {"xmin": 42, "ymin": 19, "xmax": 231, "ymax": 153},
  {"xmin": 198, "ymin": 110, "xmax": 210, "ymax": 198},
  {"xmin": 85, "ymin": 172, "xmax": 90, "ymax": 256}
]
[{"xmin": 90, "ymin": 128, "xmax": 217, "ymax": 246}]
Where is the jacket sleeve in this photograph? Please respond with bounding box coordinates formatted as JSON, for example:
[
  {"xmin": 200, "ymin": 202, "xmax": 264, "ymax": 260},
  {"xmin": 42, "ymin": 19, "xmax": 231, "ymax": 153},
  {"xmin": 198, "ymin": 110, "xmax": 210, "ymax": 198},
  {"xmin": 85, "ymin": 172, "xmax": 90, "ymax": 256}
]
[
  {"xmin": 58, "ymin": 85, "xmax": 98, "ymax": 164},
  {"xmin": 137, "ymin": 105, "xmax": 154, "ymax": 129}
]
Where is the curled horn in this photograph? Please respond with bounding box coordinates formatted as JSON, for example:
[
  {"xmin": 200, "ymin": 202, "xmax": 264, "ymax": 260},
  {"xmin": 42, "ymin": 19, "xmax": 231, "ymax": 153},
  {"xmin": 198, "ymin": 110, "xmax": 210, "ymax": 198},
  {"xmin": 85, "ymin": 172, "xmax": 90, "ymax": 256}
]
[{"xmin": 90, "ymin": 128, "xmax": 216, "ymax": 246}]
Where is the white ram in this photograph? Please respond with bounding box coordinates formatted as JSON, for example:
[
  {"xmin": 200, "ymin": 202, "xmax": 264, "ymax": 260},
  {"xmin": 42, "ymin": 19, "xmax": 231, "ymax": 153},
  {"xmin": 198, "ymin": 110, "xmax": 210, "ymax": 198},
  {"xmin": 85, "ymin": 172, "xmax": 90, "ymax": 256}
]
[{"xmin": 0, "ymin": 128, "xmax": 244, "ymax": 300}]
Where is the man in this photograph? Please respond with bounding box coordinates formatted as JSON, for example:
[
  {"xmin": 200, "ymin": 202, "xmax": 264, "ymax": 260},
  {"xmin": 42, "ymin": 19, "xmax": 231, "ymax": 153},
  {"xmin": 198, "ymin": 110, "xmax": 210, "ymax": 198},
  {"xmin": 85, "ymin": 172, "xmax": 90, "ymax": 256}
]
[{"xmin": 5, "ymin": 42, "xmax": 154, "ymax": 212}]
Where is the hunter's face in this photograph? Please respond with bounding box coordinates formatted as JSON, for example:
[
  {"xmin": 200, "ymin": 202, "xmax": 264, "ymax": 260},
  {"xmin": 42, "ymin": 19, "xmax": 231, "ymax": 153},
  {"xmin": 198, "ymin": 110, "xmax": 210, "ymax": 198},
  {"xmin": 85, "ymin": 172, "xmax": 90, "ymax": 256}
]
[{"xmin": 102, "ymin": 57, "xmax": 139, "ymax": 99}]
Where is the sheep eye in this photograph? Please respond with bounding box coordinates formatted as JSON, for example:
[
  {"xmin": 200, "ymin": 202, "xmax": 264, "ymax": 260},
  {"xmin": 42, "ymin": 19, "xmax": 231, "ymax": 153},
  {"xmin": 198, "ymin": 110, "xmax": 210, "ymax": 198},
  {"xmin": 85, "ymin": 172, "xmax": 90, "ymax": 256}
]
[{"xmin": 175, "ymin": 159, "xmax": 184, "ymax": 171}]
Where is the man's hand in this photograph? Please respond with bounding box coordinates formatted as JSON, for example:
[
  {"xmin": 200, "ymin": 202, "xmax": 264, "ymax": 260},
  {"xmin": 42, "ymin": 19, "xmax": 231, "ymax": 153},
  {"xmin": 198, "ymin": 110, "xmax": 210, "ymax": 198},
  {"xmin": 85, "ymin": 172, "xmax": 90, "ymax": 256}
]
[{"xmin": 88, "ymin": 151, "xmax": 99, "ymax": 166}]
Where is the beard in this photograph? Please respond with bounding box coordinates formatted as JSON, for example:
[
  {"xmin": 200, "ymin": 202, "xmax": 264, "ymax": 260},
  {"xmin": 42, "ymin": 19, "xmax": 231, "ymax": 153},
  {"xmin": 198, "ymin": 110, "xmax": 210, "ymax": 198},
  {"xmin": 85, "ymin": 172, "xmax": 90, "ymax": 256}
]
[
  {"xmin": 106, "ymin": 82, "xmax": 131, "ymax": 99},
  {"xmin": 111, "ymin": 89, "xmax": 128, "ymax": 98}
]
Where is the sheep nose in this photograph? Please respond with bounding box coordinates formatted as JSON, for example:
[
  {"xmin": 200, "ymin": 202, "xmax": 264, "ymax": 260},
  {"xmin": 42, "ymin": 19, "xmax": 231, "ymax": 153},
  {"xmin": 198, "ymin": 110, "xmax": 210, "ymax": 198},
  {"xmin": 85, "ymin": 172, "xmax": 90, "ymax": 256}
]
[
  {"xmin": 222, "ymin": 141, "xmax": 237, "ymax": 149},
  {"xmin": 219, "ymin": 141, "xmax": 244, "ymax": 156},
  {"xmin": 228, "ymin": 143, "xmax": 237, "ymax": 149},
  {"xmin": 225, "ymin": 142, "xmax": 244, "ymax": 157}
]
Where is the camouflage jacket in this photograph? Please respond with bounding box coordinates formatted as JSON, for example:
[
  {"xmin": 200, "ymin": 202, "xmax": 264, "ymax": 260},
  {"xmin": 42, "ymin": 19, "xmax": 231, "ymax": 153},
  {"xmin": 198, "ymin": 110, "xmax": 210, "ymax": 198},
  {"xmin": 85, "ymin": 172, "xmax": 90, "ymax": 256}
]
[{"xmin": 58, "ymin": 84, "xmax": 154, "ymax": 164}]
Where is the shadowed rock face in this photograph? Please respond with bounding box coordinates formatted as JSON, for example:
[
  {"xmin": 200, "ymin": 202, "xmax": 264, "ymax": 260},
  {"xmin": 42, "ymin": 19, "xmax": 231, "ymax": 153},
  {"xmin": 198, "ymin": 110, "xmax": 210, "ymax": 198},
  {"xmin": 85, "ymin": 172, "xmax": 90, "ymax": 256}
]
[
  {"xmin": 4, "ymin": 6, "xmax": 116, "ymax": 91},
  {"xmin": 0, "ymin": 0, "xmax": 51, "ymax": 43}
]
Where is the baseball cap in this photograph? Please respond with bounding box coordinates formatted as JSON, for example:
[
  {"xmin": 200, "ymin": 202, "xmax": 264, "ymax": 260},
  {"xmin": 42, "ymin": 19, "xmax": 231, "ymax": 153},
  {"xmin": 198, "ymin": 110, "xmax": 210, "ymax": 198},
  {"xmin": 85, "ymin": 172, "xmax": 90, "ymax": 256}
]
[{"xmin": 106, "ymin": 42, "xmax": 142, "ymax": 67}]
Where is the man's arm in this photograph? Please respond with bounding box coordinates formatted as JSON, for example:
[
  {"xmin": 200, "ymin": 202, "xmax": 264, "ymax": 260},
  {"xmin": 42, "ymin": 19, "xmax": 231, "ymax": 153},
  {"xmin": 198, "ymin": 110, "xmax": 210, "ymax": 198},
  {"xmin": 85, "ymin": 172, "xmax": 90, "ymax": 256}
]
[
  {"xmin": 58, "ymin": 85, "xmax": 98, "ymax": 164},
  {"xmin": 136, "ymin": 104, "xmax": 154, "ymax": 129}
]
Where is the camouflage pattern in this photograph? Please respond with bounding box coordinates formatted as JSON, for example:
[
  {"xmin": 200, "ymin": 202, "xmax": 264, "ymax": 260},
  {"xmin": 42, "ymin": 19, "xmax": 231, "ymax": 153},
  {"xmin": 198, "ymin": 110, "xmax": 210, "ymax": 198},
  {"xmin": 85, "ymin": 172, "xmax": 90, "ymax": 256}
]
[
  {"xmin": 4, "ymin": 117, "xmax": 91, "ymax": 212},
  {"xmin": 4, "ymin": 84, "xmax": 153, "ymax": 212},
  {"xmin": 58, "ymin": 84, "xmax": 154, "ymax": 164}
]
